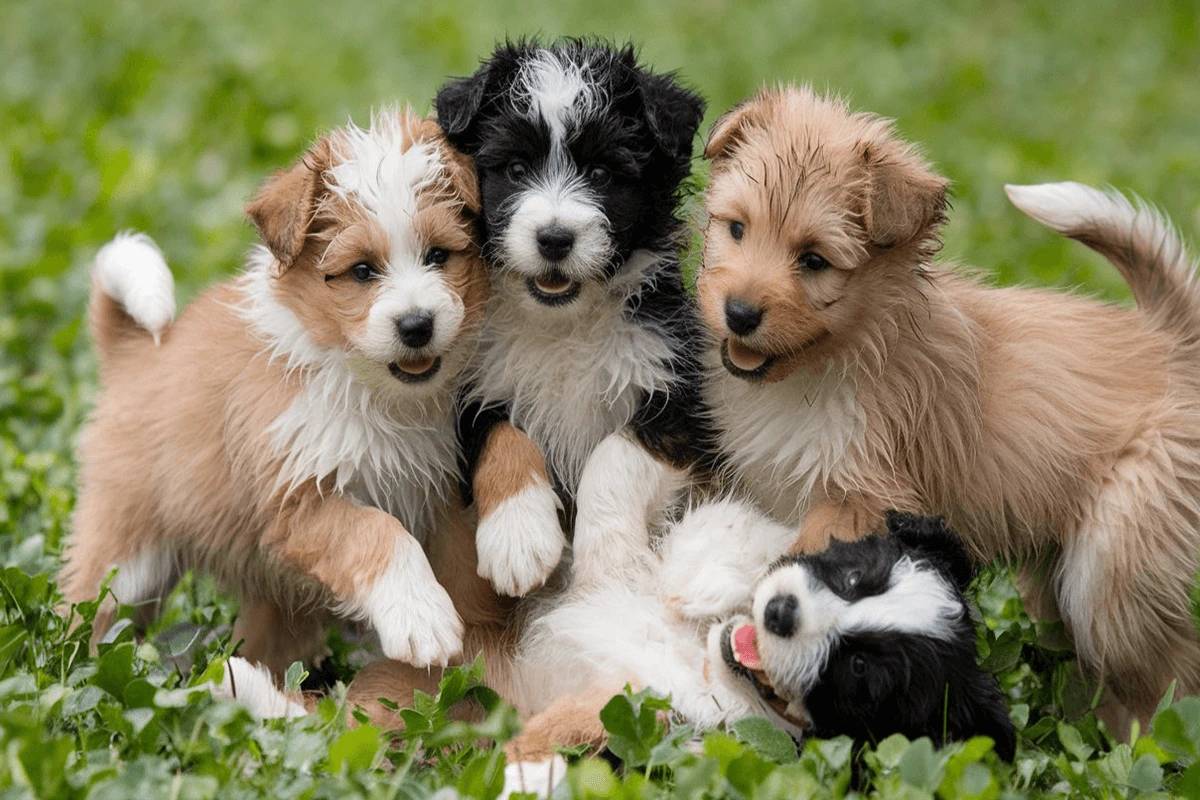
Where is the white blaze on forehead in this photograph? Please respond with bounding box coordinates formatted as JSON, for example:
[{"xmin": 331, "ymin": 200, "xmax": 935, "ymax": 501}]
[
  {"xmin": 517, "ymin": 50, "xmax": 601, "ymax": 143},
  {"xmin": 325, "ymin": 112, "xmax": 445, "ymax": 267}
]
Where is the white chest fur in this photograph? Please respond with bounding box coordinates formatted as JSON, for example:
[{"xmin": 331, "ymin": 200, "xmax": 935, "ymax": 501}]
[
  {"xmin": 707, "ymin": 360, "xmax": 864, "ymax": 525},
  {"xmin": 239, "ymin": 261, "xmax": 459, "ymax": 541},
  {"xmin": 468, "ymin": 253, "xmax": 677, "ymax": 491}
]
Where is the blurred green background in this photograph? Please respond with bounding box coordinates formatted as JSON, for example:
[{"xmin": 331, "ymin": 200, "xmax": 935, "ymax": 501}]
[{"xmin": 2, "ymin": 0, "xmax": 1199, "ymax": 562}]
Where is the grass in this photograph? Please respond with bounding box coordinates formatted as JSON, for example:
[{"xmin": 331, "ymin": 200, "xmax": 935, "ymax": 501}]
[{"xmin": 3, "ymin": 0, "xmax": 1200, "ymax": 796}]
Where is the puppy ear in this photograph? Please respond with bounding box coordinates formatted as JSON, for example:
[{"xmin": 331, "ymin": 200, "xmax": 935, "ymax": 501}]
[
  {"xmin": 245, "ymin": 137, "xmax": 331, "ymax": 277},
  {"xmin": 886, "ymin": 511, "xmax": 975, "ymax": 592},
  {"xmin": 638, "ymin": 71, "xmax": 705, "ymax": 161},
  {"xmin": 951, "ymin": 668, "xmax": 1017, "ymax": 762},
  {"xmin": 704, "ymin": 100, "xmax": 762, "ymax": 161},
  {"xmin": 858, "ymin": 138, "xmax": 948, "ymax": 248},
  {"xmin": 435, "ymin": 71, "xmax": 490, "ymax": 153}
]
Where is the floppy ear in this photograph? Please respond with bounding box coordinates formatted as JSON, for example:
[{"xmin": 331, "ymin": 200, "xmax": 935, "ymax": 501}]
[
  {"xmin": 703, "ymin": 99, "xmax": 762, "ymax": 161},
  {"xmin": 435, "ymin": 70, "xmax": 491, "ymax": 153},
  {"xmin": 412, "ymin": 116, "xmax": 482, "ymax": 215},
  {"xmin": 951, "ymin": 668, "xmax": 1017, "ymax": 762},
  {"xmin": 858, "ymin": 138, "xmax": 948, "ymax": 248},
  {"xmin": 886, "ymin": 511, "xmax": 975, "ymax": 592},
  {"xmin": 245, "ymin": 137, "xmax": 331, "ymax": 277},
  {"xmin": 638, "ymin": 71, "xmax": 705, "ymax": 161}
]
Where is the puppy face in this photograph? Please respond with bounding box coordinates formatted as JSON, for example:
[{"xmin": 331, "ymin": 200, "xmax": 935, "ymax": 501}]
[
  {"xmin": 712, "ymin": 514, "xmax": 1015, "ymax": 759},
  {"xmin": 436, "ymin": 40, "xmax": 703, "ymax": 309},
  {"xmin": 246, "ymin": 111, "xmax": 487, "ymax": 392},
  {"xmin": 697, "ymin": 87, "xmax": 948, "ymax": 383}
]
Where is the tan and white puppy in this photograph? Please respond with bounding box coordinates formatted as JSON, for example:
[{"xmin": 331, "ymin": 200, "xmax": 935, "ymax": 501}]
[
  {"xmin": 60, "ymin": 110, "xmax": 489, "ymax": 674},
  {"xmin": 674, "ymin": 85, "xmax": 1200, "ymax": 731}
]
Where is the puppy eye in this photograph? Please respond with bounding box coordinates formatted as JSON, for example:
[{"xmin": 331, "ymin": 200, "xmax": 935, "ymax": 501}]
[
  {"xmin": 850, "ymin": 653, "xmax": 867, "ymax": 677},
  {"xmin": 799, "ymin": 252, "xmax": 830, "ymax": 272},
  {"xmin": 729, "ymin": 220, "xmax": 745, "ymax": 241},
  {"xmin": 506, "ymin": 161, "xmax": 529, "ymax": 182},
  {"xmin": 845, "ymin": 569, "xmax": 862, "ymax": 589},
  {"xmin": 424, "ymin": 248, "xmax": 450, "ymax": 267},
  {"xmin": 585, "ymin": 165, "xmax": 610, "ymax": 185},
  {"xmin": 349, "ymin": 263, "xmax": 378, "ymax": 282}
]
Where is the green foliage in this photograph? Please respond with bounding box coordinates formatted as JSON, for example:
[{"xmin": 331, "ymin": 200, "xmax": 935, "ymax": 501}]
[{"xmin": 3, "ymin": 0, "xmax": 1200, "ymax": 797}]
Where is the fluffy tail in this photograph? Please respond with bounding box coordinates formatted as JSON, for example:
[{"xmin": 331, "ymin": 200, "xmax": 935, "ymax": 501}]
[
  {"xmin": 1005, "ymin": 182, "xmax": 1200, "ymax": 343},
  {"xmin": 89, "ymin": 232, "xmax": 176, "ymax": 359}
]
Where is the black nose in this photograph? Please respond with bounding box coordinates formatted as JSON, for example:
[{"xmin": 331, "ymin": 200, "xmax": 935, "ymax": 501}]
[
  {"xmin": 536, "ymin": 225, "xmax": 576, "ymax": 262},
  {"xmin": 763, "ymin": 594, "xmax": 798, "ymax": 638},
  {"xmin": 397, "ymin": 312, "xmax": 434, "ymax": 348},
  {"xmin": 725, "ymin": 299, "xmax": 763, "ymax": 336}
]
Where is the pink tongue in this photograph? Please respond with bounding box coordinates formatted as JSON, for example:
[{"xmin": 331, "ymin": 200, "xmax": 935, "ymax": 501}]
[{"xmin": 732, "ymin": 623, "xmax": 761, "ymax": 670}]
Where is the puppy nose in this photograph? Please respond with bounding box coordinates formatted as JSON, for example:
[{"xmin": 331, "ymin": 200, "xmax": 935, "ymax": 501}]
[
  {"xmin": 536, "ymin": 225, "xmax": 575, "ymax": 262},
  {"xmin": 763, "ymin": 593, "xmax": 798, "ymax": 638},
  {"xmin": 396, "ymin": 312, "xmax": 434, "ymax": 348},
  {"xmin": 724, "ymin": 299, "xmax": 763, "ymax": 336}
]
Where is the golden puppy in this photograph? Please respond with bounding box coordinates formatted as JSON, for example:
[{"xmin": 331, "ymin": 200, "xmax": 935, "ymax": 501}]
[
  {"xmin": 693, "ymin": 85, "xmax": 1200, "ymax": 730},
  {"xmin": 60, "ymin": 110, "xmax": 490, "ymax": 674}
]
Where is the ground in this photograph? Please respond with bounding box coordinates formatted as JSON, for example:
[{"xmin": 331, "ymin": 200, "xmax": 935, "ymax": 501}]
[{"xmin": 3, "ymin": 0, "xmax": 1200, "ymax": 797}]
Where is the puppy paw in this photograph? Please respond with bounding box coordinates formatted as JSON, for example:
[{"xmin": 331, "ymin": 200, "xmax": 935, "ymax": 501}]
[
  {"xmin": 214, "ymin": 657, "xmax": 308, "ymax": 719},
  {"xmin": 661, "ymin": 560, "xmax": 753, "ymax": 621},
  {"xmin": 364, "ymin": 548, "xmax": 464, "ymax": 667},
  {"xmin": 499, "ymin": 754, "xmax": 568, "ymax": 800},
  {"xmin": 476, "ymin": 482, "xmax": 566, "ymax": 597}
]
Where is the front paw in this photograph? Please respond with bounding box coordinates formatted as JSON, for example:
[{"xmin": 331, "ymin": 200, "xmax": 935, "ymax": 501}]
[
  {"xmin": 499, "ymin": 754, "xmax": 568, "ymax": 800},
  {"xmin": 476, "ymin": 482, "xmax": 566, "ymax": 597},
  {"xmin": 365, "ymin": 556, "xmax": 464, "ymax": 667},
  {"xmin": 661, "ymin": 558, "xmax": 753, "ymax": 621}
]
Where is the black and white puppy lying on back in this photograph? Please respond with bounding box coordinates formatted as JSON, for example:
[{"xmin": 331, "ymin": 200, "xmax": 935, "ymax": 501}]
[
  {"xmin": 716, "ymin": 511, "xmax": 1017, "ymax": 761},
  {"xmin": 434, "ymin": 40, "xmax": 711, "ymax": 597}
]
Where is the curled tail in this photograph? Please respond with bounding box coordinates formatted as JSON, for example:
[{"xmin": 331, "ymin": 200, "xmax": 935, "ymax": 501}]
[
  {"xmin": 1005, "ymin": 182, "xmax": 1200, "ymax": 344},
  {"xmin": 90, "ymin": 232, "xmax": 176, "ymax": 359}
]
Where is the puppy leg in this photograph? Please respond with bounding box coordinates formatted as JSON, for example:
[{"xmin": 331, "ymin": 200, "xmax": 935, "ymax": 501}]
[
  {"xmin": 60, "ymin": 488, "xmax": 173, "ymax": 644},
  {"xmin": 1056, "ymin": 435, "xmax": 1200, "ymax": 737},
  {"xmin": 212, "ymin": 656, "xmax": 310, "ymax": 719},
  {"xmin": 660, "ymin": 498, "xmax": 794, "ymax": 620},
  {"xmin": 572, "ymin": 430, "xmax": 685, "ymax": 586},
  {"xmin": 232, "ymin": 597, "xmax": 330, "ymax": 680},
  {"xmin": 265, "ymin": 486, "xmax": 463, "ymax": 668},
  {"xmin": 473, "ymin": 422, "xmax": 566, "ymax": 597},
  {"xmin": 501, "ymin": 684, "xmax": 623, "ymax": 800}
]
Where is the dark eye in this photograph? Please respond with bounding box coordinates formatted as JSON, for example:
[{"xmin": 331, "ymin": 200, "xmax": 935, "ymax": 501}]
[
  {"xmin": 424, "ymin": 248, "xmax": 450, "ymax": 267},
  {"xmin": 729, "ymin": 221, "xmax": 745, "ymax": 241},
  {"xmin": 349, "ymin": 263, "xmax": 377, "ymax": 282},
  {"xmin": 845, "ymin": 569, "xmax": 862, "ymax": 590},
  {"xmin": 799, "ymin": 252, "xmax": 830, "ymax": 271},
  {"xmin": 506, "ymin": 161, "xmax": 529, "ymax": 182},
  {"xmin": 585, "ymin": 165, "xmax": 610, "ymax": 185},
  {"xmin": 850, "ymin": 653, "xmax": 867, "ymax": 677}
]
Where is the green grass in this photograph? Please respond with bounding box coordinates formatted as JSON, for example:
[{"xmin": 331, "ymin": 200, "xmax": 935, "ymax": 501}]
[{"xmin": 3, "ymin": 0, "xmax": 1200, "ymax": 796}]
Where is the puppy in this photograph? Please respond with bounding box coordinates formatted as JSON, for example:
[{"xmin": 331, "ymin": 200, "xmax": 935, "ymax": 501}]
[
  {"xmin": 717, "ymin": 511, "xmax": 1015, "ymax": 761},
  {"xmin": 434, "ymin": 40, "xmax": 710, "ymax": 596},
  {"xmin": 218, "ymin": 505, "xmax": 1014, "ymax": 798},
  {"xmin": 59, "ymin": 110, "xmax": 489, "ymax": 674},
  {"xmin": 689, "ymin": 85, "xmax": 1200, "ymax": 728}
]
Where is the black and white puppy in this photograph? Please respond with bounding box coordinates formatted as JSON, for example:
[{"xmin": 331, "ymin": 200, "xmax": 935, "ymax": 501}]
[
  {"xmin": 435, "ymin": 40, "xmax": 710, "ymax": 595},
  {"xmin": 715, "ymin": 512, "xmax": 1017, "ymax": 760}
]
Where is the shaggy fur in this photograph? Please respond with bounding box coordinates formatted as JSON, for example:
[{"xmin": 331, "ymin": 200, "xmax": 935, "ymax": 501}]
[
  {"xmin": 694, "ymin": 85, "xmax": 1200, "ymax": 730},
  {"xmin": 60, "ymin": 110, "xmax": 491, "ymax": 674},
  {"xmin": 434, "ymin": 39, "xmax": 711, "ymax": 597}
]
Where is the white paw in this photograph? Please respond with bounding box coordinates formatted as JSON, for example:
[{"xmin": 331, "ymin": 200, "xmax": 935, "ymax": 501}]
[
  {"xmin": 364, "ymin": 543, "xmax": 464, "ymax": 667},
  {"xmin": 214, "ymin": 657, "xmax": 308, "ymax": 719},
  {"xmin": 661, "ymin": 559, "xmax": 753, "ymax": 620},
  {"xmin": 477, "ymin": 482, "xmax": 566, "ymax": 597},
  {"xmin": 499, "ymin": 754, "xmax": 568, "ymax": 800}
]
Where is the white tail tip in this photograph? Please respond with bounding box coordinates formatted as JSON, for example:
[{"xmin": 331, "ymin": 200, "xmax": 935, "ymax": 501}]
[
  {"xmin": 212, "ymin": 657, "xmax": 308, "ymax": 719},
  {"xmin": 94, "ymin": 231, "xmax": 176, "ymax": 342},
  {"xmin": 1004, "ymin": 181, "xmax": 1128, "ymax": 234}
]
